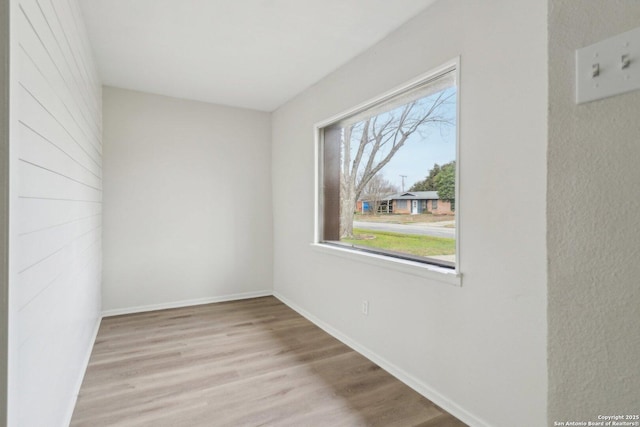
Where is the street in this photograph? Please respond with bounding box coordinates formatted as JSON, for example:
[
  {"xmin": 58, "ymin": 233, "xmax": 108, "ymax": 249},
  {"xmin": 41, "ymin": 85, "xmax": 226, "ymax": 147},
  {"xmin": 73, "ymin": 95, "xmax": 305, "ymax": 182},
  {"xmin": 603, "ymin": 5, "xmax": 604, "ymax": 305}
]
[{"xmin": 353, "ymin": 221, "xmax": 455, "ymax": 239}]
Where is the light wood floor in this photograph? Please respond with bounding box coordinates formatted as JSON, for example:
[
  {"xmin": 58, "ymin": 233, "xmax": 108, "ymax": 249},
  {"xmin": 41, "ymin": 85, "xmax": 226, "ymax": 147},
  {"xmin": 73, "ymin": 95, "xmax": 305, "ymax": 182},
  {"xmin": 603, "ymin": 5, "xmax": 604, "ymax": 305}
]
[{"xmin": 71, "ymin": 297, "xmax": 466, "ymax": 426}]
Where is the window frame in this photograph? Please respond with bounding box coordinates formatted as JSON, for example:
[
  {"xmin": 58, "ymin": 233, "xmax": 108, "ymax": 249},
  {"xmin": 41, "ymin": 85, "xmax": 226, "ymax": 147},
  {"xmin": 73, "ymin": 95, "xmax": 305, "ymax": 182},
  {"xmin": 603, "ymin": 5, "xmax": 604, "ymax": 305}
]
[{"xmin": 313, "ymin": 58, "xmax": 461, "ymax": 285}]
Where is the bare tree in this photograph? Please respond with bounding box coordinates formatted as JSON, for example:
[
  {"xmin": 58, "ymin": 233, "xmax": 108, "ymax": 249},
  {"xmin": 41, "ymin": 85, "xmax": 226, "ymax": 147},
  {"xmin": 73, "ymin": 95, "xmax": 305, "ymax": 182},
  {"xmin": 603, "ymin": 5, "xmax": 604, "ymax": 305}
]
[
  {"xmin": 340, "ymin": 90, "xmax": 454, "ymax": 238},
  {"xmin": 360, "ymin": 174, "xmax": 398, "ymax": 215}
]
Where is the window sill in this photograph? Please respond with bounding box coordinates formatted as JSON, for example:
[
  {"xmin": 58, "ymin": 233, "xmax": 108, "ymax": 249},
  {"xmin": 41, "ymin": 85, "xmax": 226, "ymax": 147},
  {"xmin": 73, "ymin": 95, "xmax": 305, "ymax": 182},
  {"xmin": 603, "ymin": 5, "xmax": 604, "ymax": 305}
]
[{"xmin": 310, "ymin": 243, "xmax": 462, "ymax": 287}]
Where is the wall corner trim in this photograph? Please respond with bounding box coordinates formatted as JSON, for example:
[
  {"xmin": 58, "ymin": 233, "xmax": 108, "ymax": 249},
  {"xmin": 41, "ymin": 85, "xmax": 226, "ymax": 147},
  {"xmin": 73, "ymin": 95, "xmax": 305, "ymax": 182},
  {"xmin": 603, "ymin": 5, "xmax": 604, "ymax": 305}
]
[{"xmin": 62, "ymin": 316, "xmax": 102, "ymax": 427}]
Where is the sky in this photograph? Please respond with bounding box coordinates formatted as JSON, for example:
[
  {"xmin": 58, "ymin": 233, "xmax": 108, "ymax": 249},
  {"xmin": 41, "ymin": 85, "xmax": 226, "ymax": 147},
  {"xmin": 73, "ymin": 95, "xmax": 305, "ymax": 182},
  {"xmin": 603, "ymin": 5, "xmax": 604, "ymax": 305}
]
[
  {"xmin": 382, "ymin": 122, "xmax": 456, "ymax": 191},
  {"xmin": 347, "ymin": 87, "xmax": 457, "ymax": 193}
]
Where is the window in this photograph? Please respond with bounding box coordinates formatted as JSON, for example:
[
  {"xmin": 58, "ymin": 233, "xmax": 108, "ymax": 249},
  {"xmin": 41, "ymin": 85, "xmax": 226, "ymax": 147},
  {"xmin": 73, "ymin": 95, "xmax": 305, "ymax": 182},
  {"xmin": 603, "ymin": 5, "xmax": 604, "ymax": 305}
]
[
  {"xmin": 316, "ymin": 61, "xmax": 458, "ymax": 270},
  {"xmin": 432, "ymin": 200, "xmax": 438, "ymax": 210}
]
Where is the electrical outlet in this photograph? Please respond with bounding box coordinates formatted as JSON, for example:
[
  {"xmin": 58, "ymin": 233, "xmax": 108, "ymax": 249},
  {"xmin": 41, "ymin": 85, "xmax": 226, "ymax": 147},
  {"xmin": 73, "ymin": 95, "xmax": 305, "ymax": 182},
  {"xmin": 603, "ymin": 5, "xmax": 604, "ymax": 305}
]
[{"xmin": 362, "ymin": 300, "xmax": 369, "ymax": 315}]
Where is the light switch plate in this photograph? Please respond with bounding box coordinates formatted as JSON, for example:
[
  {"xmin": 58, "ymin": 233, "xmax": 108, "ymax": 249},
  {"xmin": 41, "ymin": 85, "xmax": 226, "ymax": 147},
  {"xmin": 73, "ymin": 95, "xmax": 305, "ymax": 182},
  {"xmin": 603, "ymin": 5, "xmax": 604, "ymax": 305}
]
[{"xmin": 576, "ymin": 26, "xmax": 640, "ymax": 104}]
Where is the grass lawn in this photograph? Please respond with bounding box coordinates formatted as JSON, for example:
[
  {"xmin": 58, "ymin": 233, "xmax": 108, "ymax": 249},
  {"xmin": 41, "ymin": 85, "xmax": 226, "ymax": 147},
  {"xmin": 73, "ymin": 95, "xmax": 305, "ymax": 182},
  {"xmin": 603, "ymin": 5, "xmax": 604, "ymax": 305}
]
[{"xmin": 342, "ymin": 228, "xmax": 455, "ymax": 257}]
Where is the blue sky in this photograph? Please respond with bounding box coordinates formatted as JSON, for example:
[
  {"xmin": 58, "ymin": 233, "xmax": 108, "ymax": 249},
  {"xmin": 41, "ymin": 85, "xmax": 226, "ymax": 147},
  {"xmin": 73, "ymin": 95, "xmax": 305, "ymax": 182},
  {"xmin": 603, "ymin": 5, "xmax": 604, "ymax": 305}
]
[
  {"xmin": 351, "ymin": 87, "xmax": 457, "ymax": 192},
  {"xmin": 342, "ymin": 87, "xmax": 456, "ymax": 190},
  {"xmin": 381, "ymin": 123, "xmax": 456, "ymax": 191}
]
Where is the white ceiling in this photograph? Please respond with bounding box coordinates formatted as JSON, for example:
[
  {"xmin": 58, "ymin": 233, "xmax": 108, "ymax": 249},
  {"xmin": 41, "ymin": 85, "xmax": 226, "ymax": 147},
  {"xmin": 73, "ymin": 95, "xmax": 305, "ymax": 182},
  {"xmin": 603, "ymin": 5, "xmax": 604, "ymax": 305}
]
[{"xmin": 78, "ymin": 0, "xmax": 436, "ymax": 111}]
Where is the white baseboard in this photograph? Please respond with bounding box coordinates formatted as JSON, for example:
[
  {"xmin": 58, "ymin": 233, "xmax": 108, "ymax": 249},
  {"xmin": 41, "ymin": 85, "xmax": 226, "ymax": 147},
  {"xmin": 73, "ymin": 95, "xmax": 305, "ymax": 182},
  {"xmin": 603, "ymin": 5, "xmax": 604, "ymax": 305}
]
[
  {"xmin": 101, "ymin": 290, "xmax": 273, "ymax": 317},
  {"xmin": 273, "ymin": 291, "xmax": 490, "ymax": 427},
  {"xmin": 63, "ymin": 315, "xmax": 102, "ymax": 427}
]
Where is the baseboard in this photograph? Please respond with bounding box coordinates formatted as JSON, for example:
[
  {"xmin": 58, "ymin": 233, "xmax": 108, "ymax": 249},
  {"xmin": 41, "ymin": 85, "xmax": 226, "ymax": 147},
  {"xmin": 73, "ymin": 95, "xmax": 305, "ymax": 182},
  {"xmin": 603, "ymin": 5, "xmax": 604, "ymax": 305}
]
[
  {"xmin": 273, "ymin": 291, "xmax": 490, "ymax": 427},
  {"xmin": 101, "ymin": 290, "xmax": 273, "ymax": 317},
  {"xmin": 63, "ymin": 315, "xmax": 102, "ymax": 427}
]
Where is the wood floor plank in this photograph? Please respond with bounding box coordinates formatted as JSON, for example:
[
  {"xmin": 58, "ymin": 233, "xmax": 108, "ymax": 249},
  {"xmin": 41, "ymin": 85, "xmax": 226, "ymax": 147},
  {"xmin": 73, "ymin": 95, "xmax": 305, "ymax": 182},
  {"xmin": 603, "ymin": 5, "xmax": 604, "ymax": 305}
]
[{"xmin": 71, "ymin": 297, "xmax": 466, "ymax": 426}]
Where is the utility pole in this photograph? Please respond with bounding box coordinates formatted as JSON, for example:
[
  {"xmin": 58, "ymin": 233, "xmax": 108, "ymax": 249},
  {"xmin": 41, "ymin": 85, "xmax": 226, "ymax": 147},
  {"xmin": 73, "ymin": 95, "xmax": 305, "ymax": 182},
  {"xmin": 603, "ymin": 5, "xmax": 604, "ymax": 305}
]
[{"xmin": 400, "ymin": 175, "xmax": 407, "ymax": 192}]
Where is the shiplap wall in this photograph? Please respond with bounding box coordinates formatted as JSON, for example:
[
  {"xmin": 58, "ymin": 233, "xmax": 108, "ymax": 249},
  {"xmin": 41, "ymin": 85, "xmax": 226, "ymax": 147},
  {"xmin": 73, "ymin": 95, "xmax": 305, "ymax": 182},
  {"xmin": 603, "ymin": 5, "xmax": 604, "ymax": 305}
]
[
  {"xmin": 1, "ymin": 0, "xmax": 10, "ymax": 424},
  {"xmin": 10, "ymin": 0, "xmax": 102, "ymax": 425}
]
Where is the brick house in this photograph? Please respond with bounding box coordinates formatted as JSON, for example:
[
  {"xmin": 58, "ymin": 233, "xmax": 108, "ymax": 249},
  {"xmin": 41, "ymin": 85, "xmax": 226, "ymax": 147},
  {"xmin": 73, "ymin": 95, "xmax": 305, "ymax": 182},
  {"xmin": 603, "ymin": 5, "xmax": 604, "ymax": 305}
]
[{"xmin": 358, "ymin": 191, "xmax": 454, "ymax": 215}]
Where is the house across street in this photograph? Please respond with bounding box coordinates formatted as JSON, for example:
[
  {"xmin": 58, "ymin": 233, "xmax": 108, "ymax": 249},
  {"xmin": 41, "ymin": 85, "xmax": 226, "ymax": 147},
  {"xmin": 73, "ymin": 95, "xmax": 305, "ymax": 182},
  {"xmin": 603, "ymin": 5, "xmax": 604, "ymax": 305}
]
[{"xmin": 357, "ymin": 191, "xmax": 454, "ymax": 215}]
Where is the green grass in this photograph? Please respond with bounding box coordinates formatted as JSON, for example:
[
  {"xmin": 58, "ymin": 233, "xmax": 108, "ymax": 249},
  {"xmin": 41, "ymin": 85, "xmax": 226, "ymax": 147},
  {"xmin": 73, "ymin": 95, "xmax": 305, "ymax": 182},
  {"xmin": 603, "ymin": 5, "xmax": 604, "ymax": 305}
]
[{"xmin": 342, "ymin": 228, "xmax": 455, "ymax": 257}]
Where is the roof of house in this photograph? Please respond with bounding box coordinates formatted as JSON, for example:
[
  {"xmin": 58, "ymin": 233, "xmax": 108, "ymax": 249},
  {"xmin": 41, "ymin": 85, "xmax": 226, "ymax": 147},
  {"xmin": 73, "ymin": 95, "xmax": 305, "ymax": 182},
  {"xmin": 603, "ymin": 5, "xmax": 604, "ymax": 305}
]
[
  {"xmin": 359, "ymin": 191, "xmax": 440, "ymax": 202},
  {"xmin": 386, "ymin": 191, "xmax": 439, "ymax": 200}
]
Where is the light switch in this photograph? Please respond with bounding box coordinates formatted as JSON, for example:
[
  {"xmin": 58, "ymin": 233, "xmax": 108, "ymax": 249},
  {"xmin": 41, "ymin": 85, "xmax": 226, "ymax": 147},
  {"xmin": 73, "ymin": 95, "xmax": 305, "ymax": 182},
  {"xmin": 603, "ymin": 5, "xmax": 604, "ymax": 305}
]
[{"xmin": 576, "ymin": 26, "xmax": 640, "ymax": 104}]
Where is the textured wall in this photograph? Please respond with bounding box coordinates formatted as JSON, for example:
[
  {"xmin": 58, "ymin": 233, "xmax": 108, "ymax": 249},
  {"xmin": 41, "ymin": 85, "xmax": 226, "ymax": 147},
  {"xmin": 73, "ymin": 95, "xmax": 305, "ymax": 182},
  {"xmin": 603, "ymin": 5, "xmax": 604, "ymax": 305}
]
[
  {"xmin": 272, "ymin": 0, "xmax": 547, "ymax": 425},
  {"xmin": 9, "ymin": 0, "xmax": 103, "ymax": 425},
  {"xmin": 547, "ymin": 1, "xmax": 640, "ymax": 423},
  {"xmin": 102, "ymin": 87, "xmax": 272, "ymax": 313}
]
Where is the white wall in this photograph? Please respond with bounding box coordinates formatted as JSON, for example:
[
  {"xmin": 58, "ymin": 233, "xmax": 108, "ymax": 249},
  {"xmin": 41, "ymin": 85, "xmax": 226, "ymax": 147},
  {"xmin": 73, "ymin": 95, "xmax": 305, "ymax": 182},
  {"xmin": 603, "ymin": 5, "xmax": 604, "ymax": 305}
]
[
  {"xmin": 102, "ymin": 87, "xmax": 272, "ymax": 313},
  {"xmin": 9, "ymin": 0, "xmax": 103, "ymax": 425},
  {"xmin": 272, "ymin": 1, "xmax": 547, "ymax": 426},
  {"xmin": 547, "ymin": 1, "xmax": 640, "ymax": 422}
]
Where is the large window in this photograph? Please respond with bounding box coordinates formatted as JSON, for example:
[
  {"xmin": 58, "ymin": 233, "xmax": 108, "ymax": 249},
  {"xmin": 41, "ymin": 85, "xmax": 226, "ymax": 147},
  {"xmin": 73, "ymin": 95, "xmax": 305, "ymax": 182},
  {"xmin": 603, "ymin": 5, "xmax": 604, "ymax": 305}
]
[{"xmin": 317, "ymin": 63, "xmax": 458, "ymax": 270}]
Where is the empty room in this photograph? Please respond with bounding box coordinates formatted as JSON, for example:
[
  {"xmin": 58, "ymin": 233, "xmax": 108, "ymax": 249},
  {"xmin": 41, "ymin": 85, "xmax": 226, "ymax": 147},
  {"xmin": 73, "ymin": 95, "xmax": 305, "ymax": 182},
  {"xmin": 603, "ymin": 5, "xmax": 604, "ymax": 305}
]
[{"xmin": 1, "ymin": 0, "xmax": 639, "ymax": 426}]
